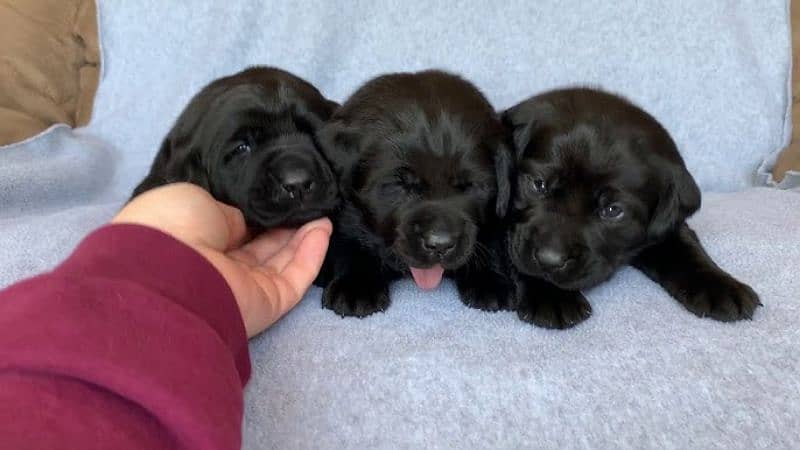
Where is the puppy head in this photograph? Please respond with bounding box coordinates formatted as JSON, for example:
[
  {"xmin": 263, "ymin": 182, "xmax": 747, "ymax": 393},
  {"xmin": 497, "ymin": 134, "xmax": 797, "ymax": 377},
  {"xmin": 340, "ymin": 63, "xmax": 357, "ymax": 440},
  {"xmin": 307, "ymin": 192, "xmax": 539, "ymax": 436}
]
[
  {"xmin": 503, "ymin": 88, "xmax": 700, "ymax": 290},
  {"xmin": 319, "ymin": 70, "xmax": 512, "ymax": 289},
  {"xmin": 132, "ymin": 67, "xmax": 339, "ymax": 228}
]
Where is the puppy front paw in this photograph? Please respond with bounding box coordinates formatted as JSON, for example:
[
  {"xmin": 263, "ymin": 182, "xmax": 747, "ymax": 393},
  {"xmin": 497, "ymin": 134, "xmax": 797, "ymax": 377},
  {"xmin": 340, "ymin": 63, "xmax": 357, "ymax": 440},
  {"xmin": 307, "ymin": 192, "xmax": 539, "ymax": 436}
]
[
  {"xmin": 322, "ymin": 274, "xmax": 390, "ymax": 318},
  {"xmin": 516, "ymin": 289, "xmax": 592, "ymax": 329},
  {"xmin": 679, "ymin": 274, "xmax": 761, "ymax": 321},
  {"xmin": 457, "ymin": 272, "xmax": 515, "ymax": 311}
]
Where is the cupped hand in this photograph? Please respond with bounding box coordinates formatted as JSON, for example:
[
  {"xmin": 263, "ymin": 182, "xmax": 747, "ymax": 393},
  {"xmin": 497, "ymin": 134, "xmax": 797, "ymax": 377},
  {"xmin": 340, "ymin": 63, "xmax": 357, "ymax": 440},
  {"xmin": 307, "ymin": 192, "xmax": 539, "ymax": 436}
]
[{"xmin": 113, "ymin": 183, "xmax": 332, "ymax": 337}]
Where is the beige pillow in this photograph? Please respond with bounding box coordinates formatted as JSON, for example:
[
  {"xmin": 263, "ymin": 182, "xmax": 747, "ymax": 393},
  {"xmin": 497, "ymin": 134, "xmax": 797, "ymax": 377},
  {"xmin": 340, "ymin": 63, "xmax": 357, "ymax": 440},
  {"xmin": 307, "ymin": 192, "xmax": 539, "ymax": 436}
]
[
  {"xmin": 0, "ymin": 0, "xmax": 99, "ymax": 146},
  {"xmin": 774, "ymin": 141, "xmax": 800, "ymax": 182},
  {"xmin": 772, "ymin": 0, "xmax": 800, "ymax": 182}
]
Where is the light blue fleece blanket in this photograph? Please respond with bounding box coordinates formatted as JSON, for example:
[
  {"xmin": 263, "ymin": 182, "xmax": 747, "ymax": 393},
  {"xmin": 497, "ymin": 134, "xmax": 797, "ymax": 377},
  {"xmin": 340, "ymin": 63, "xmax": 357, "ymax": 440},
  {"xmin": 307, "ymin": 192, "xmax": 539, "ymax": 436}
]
[{"xmin": 0, "ymin": 1, "xmax": 797, "ymax": 448}]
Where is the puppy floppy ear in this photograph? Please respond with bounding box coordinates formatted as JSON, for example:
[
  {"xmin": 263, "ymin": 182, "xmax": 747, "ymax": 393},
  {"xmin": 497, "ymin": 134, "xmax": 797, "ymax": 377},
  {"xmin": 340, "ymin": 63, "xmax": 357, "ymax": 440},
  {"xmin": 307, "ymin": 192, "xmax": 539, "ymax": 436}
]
[
  {"xmin": 316, "ymin": 121, "xmax": 363, "ymax": 185},
  {"xmin": 324, "ymin": 99, "xmax": 340, "ymax": 115},
  {"xmin": 501, "ymin": 111, "xmax": 531, "ymax": 160},
  {"xmin": 492, "ymin": 138, "xmax": 514, "ymax": 218},
  {"xmin": 289, "ymin": 97, "xmax": 340, "ymax": 132},
  {"xmin": 130, "ymin": 135, "xmax": 209, "ymax": 200},
  {"xmin": 647, "ymin": 162, "xmax": 701, "ymax": 240},
  {"xmin": 501, "ymin": 100, "xmax": 557, "ymax": 160}
]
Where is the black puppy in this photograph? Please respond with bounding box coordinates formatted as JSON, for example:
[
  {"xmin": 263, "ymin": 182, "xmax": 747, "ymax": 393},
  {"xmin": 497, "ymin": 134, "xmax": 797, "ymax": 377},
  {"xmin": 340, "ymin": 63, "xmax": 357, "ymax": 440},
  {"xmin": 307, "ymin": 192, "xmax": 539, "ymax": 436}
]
[
  {"xmin": 132, "ymin": 66, "xmax": 339, "ymax": 228},
  {"xmin": 315, "ymin": 70, "xmax": 515, "ymax": 317},
  {"xmin": 502, "ymin": 88, "xmax": 760, "ymax": 328}
]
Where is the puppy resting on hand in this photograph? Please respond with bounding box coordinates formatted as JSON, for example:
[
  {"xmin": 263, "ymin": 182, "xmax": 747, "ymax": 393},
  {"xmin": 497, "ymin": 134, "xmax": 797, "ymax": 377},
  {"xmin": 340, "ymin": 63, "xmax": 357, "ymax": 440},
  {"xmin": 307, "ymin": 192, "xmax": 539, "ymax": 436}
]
[{"xmin": 132, "ymin": 66, "xmax": 339, "ymax": 229}]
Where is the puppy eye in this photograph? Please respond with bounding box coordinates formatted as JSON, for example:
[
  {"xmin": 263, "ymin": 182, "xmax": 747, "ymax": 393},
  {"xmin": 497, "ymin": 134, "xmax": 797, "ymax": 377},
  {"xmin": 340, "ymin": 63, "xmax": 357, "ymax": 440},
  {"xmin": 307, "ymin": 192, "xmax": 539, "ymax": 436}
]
[
  {"xmin": 599, "ymin": 203, "xmax": 625, "ymax": 221},
  {"xmin": 530, "ymin": 177, "xmax": 548, "ymax": 194},
  {"xmin": 234, "ymin": 143, "xmax": 251, "ymax": 155},
  {"xmin": 223, "ymin": 142, "xmax": 251, "ymax": 164}
]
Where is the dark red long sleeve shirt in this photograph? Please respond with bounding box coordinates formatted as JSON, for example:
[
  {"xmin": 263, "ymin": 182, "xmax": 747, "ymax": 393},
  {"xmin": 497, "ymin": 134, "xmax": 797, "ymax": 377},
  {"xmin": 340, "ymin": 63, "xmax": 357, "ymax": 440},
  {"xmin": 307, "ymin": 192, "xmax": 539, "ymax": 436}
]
[{"xmin": 0, "ymin": 224, "xmax": 251, "ymax": 450}]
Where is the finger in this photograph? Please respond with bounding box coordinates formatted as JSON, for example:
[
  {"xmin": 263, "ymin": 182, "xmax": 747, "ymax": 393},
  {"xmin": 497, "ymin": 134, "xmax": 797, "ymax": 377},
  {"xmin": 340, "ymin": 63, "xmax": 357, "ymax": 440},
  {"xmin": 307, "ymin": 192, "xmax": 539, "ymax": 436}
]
[
  {"xmin": 230, "ymin": 227, "xmax": 296, "ymax": 264},
  {"xmin": 250, "ymin": 225, "xmax": 331, "ymax": 325},
  {"xmin": 242, "ymin": 219, "xmax": 331, "ymax": 333},
  {"xmin": 216, "ymin": 202, "xmax": 249, "ymax": 251},
  {"xmin": 264, "ymin": 218, "xmax": 332, "ymax": 273},
  {"xmin": 275, "ymin": 226, "xmax": 332, "ymax": 302},
  {"xmin": 229, "ymin": 218, "xmax": 330, "ymax": 266}
]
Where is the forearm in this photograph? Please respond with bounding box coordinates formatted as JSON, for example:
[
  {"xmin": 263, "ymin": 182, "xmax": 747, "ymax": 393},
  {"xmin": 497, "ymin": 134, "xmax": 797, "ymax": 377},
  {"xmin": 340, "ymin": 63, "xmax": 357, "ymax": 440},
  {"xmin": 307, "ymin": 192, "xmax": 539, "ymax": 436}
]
[{"xmin": 0, "ymin": 225, "xmax": 251, "ymax": 450}]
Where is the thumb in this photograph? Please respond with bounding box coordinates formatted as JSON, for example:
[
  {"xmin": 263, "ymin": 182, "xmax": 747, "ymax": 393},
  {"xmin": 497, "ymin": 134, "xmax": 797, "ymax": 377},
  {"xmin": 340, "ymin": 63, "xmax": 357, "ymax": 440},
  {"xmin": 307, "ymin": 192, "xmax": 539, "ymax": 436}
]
[
  {"xmin": 261, "ymin": 220, "xmax": 332, "ymax": 311},
  {"xmin": 279, "ymin": 226, "xmax": 332, "ymax": 291},
  {"xmin": 211, "ymin": 202, "xmax": 249, "ymax": 251}
]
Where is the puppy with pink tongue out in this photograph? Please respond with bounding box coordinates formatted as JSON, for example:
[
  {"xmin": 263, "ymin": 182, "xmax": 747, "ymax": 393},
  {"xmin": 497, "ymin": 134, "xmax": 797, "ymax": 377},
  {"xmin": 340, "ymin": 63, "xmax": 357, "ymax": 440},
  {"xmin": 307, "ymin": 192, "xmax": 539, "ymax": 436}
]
[{"xmin": 313, "ymin": 70, "xmax": 515, "ymax": 317}]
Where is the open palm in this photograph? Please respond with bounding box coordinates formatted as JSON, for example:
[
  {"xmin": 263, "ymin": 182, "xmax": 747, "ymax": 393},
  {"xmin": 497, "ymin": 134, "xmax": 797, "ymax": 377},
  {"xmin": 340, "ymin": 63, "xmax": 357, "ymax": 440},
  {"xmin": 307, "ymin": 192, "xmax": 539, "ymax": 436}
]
[{"xmin": 114, "ymin": 183, "xmax": 332, "ymax": 337}]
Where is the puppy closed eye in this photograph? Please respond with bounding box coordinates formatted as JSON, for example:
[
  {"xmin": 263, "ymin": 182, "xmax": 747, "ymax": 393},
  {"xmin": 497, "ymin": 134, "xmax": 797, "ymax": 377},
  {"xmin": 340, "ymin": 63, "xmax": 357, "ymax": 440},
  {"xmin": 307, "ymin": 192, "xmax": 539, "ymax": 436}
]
[
  {"xmin": 453, "ymin": 178, "xmax": 482, "ymax": 193},
  {"xmin": 599, "ymin": 203, "xmax": 625, "ymax": 221},
  {"xmin": 454, "ymin": 180, "xmax": 473, "ymax": 191},
  {"xmin": 379, "ymin": 180, "xmax": 407, "ymax": 197},
  {"xmin": 380, "ymin": 169, "xmax": 421, "ymax": 197}
]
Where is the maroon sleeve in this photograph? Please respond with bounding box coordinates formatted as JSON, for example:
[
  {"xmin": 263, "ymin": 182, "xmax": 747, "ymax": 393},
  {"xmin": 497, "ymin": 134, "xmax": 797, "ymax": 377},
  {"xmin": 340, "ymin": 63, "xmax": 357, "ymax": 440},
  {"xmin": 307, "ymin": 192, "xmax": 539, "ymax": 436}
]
[{"xmin": 0, "ymin": 224, "xmax": 251, "ymax": 450}]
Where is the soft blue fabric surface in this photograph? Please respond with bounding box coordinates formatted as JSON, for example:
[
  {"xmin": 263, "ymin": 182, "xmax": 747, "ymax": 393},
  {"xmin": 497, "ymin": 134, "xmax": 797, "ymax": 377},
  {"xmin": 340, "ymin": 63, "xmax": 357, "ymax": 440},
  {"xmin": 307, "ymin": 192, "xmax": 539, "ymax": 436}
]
[
  {"xmin": 0, "ymin": 1, "xmax": 797, "ymax": 448},
  {"xmin": 244, "ymin": 189, "xmax": 800, "ymax": 450}
]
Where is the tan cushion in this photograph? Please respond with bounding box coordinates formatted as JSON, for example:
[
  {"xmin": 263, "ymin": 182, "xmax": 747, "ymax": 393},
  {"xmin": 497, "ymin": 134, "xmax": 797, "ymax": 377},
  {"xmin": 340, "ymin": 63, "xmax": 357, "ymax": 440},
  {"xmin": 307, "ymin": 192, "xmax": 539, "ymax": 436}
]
[
  {"xmin": 0, "ymin": 0, "xmax": 99, "ymax": 146},
  {"xmin": 772, "ymin": 0, "xmax": 800, "ymax": 181},
  {"xmin": 774, "ymin": 140, "xmax": 800, "ymax": 181}
]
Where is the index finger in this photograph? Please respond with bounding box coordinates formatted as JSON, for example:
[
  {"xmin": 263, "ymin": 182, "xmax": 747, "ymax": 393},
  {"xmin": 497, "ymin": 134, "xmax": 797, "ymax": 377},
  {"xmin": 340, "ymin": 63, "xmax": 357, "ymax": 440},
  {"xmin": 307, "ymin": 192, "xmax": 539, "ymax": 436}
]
[{"xmin": 276, "ymin": 226, "xmax": 332, "ymax": 300}]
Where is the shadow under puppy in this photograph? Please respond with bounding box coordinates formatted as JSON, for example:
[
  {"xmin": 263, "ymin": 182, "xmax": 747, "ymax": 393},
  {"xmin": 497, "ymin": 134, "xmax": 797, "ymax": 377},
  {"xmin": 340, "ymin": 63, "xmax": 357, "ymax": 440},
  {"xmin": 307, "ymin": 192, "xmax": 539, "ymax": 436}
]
[
  {"xmin": 131, "ymin": 66, "xmax": 339, "ymax": 228},
  {"xmin": 315, "ymin": 70, "xmax": 515, "ymax": 317},
  {"xmin": 502, "ymin": 88, "xmax": 760, "ymax": 329}
]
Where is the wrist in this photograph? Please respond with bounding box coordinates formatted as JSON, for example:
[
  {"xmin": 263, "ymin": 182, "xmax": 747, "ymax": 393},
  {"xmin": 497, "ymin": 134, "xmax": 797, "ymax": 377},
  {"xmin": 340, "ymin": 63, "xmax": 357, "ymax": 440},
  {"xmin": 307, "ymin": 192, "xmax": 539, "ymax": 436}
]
[{"xmin": 56, "ymin": 224, "xmax": 251, "ymax": 383}]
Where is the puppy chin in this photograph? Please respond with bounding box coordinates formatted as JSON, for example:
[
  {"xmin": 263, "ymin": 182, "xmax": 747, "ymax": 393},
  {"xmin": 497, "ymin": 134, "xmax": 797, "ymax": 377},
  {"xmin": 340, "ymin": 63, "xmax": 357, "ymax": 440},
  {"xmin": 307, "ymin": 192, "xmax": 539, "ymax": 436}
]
[
  {"xmin": 242, "ymin": 203, "xmax": 330, "ymax": 229},
  {"xmin": 513, "ymin": 258, "xmax": 614, "ymax": 291},
  {"xmin": 396, "ymin": 251, "xmax": 469, "ymax": 272},
  {"xmin": 244, "ymin": 187, "xmax": 337, "ymax": 228},
  {"xmin": 543, "ymin": 275, "xmax": 595, "ymax": 291}
]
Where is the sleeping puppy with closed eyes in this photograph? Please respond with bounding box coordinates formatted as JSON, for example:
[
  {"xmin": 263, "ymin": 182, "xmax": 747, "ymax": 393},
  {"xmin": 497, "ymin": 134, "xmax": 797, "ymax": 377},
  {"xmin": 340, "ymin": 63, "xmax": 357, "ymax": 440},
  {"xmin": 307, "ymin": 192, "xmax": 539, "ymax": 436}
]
[
  {"xmin": 131, "ymin": 66, "xmax": 339, "ymax": 228},
  {"xmin": 315, "ymin": 70, "xmax": 515, "ymax": 317},
  {"xmin": 502, "ymin": 88, "xmax": 760, "ymax": 329}
]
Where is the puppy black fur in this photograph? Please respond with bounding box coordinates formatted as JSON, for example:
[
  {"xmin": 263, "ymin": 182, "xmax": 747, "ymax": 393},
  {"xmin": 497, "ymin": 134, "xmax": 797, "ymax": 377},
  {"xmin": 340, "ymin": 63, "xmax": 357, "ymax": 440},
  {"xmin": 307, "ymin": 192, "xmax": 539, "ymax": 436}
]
[
  {"xmin": 502, "ymin": 88, "xmax": 760, "ymax": 328},
  {"xmin": 131, "ymin": 66, "xmax": 339, "ymax": 228},
  {"xmin": 315, "ymin": 70, "xmax": 515, "ymax": 317}
]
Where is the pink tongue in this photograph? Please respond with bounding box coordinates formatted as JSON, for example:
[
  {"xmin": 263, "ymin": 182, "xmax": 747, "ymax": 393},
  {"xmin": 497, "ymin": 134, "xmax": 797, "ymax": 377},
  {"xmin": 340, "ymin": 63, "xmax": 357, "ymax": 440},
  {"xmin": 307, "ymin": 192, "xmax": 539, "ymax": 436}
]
[{"xmin": 410, "ymin": 265, "xmax": 445, "ymax": 290}]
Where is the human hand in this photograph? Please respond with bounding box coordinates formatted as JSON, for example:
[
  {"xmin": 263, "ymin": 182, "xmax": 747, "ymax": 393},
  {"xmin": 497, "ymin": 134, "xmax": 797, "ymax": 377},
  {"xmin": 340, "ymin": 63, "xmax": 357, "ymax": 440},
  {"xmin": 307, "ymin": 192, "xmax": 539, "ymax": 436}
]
[{"xmin": 113, "ymin": 183, "xmax": 332, "ymax": 337}]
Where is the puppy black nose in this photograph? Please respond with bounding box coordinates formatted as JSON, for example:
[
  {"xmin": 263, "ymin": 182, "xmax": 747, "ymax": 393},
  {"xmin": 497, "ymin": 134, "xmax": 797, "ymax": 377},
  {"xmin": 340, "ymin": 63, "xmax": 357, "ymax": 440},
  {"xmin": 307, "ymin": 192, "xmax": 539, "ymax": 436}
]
[
  {"xmin": 422, "ymin": 231, "xmax": 456, "ymax": 256},
  {"xmin": 279, "ymin": 168, "xmax": 314, "ymax": 198},
  {"xmin": 535, "ymin": 247, "xmax": 571, "ymax": 271}
]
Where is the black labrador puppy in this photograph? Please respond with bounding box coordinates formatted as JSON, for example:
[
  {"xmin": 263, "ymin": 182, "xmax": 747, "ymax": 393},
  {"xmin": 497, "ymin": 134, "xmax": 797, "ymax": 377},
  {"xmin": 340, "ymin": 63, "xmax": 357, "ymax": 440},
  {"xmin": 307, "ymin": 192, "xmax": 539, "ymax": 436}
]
[
  {"xmin": 502, "ymin": 87, "xmax": 760, "ymax": 328},
  {"xmin": 315, "ymin": 70, "xmax": 515, "ymax": 317},
  {"xmin": 131, "ymin": 66, "xmax": 339, "ymax": 228}
]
